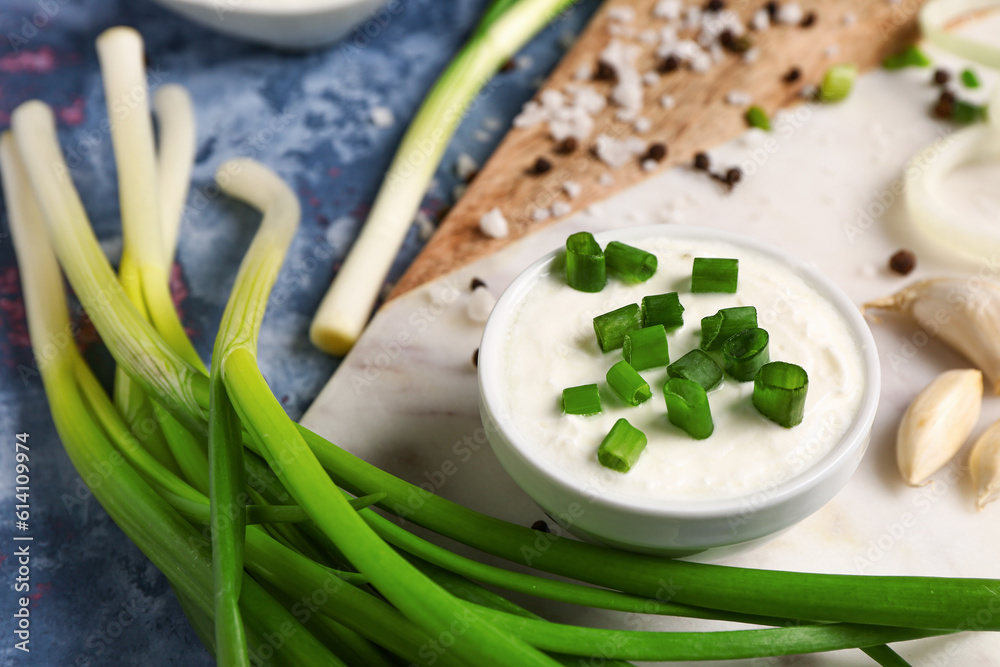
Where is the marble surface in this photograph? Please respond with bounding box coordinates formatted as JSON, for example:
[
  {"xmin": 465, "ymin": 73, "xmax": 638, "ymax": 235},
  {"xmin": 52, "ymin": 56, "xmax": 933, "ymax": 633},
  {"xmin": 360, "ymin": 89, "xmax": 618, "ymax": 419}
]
[{"xmin": 303, "ymin": 29, "xmax": 1000, "ymax": 666}]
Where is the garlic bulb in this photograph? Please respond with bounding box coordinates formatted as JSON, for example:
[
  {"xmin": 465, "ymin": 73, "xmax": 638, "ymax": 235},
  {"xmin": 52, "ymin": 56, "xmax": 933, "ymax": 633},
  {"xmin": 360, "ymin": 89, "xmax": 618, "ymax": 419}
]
[
  {"xmin": 897, "ymin": 369, "xmax": 982, "ymax": 486},
  {"xmin": 970, "ymin": 420, "xmax": 1000, "ymax": 511},
  {"xmin": 865, "ymin": 279, "xmax": 1000, "ymax": 393}
]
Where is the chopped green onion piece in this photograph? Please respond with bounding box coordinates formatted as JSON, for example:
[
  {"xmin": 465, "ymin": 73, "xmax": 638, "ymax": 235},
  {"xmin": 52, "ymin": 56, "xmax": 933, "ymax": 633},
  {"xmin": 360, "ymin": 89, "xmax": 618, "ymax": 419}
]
[
  {"xmin": 606, "ymin": 360, "xmax": 652, "ymax": 406},
  {"xmin": 700, "ymin": 306, "xmax": 757, "ymax": 351},
  {"xmin": 882, "ymin": 45, "xmax": 931, "ymax": 70},
  {"xmin": 723, "ymin": 327, "xmax": 770, "ymax": 382},
  {"xmin": 562, "ymin": 384, "xmax": 602, "ymax": 416},
  {"xmin": 745, "ymin": 105, "xmax": 771, "ymax": 131},
  {"xmin": 667, "ymin": 349, "xmax": 723, "ymax": 391},
  {"xmin": 604, "ymin": 241, "xmax": 657, "ymax": 283},
  {"xmin": 593, "ymin": 303, "xmax": 641, "ymax": 352},
  {"xmin": 596, "ymin": 418, "xmax": 647, "ymax": 473},
  {"xmin": 961, "ymin": 68, "xmax": 980, "ymax": 88},
  {"xmin": 952, "ymin": 99, "xmax": 988, "ymax": 125},
  {"xmin": 565, "ymin": 232, "xmax": 606, "ymax": 292},
  {"xmin": 691, "ymin": 257, "xmax": 739, "ymax": 293},
  {"xmin": 819, "ymin": 64, "xmax": 857, "ymax": 102},
  {"xmin": 663, "ymin": 378, "xmax": 714, "ymax": 440},
  {"xmin": 641, "ymin": 292, "xmax": 684, "ymax": 331},
  {"xmin": 753, "ymin": 361, "xmax": 809, "ymax": 428},
  {"xmin": 622, "ymin": 325, "xmax": 669, "ymax": 371}
]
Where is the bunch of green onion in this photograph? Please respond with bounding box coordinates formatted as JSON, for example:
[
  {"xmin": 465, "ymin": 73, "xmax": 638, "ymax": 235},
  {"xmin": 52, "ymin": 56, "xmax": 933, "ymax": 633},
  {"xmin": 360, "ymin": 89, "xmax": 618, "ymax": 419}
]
[{"xmin": 6, "ymin": 22, "xmax": 1000, "ymax": 667}]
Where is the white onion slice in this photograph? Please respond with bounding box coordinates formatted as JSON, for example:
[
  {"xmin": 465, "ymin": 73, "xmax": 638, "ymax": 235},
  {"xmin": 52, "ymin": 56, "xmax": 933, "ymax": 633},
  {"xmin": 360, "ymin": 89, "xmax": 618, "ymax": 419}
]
[{"xmin": 921, "ymin": 0, "xmax": 1000, "ymax": 69}]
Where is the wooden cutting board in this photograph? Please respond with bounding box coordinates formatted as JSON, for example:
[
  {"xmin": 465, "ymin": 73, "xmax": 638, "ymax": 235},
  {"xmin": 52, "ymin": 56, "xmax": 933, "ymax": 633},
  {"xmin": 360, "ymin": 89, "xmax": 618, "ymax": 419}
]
[{"xmin": 389, "ymin": 0, "xmax": 924, "ymax": 298}]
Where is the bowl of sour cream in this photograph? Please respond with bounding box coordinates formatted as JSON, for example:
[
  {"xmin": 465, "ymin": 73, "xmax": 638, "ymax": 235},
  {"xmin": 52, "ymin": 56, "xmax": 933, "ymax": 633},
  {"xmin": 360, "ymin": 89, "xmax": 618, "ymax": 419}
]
[
  {"xmin": 151, "ymin": 0, "xmax": 391, "ymax": 49},
  {"xmin": 478, "ymin": 225, "xmax": 879, "ymax": 556}
]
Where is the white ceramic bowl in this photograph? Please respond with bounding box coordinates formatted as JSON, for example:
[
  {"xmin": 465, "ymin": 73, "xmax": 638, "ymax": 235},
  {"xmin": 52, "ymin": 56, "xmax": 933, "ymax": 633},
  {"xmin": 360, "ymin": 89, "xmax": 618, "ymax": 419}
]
[
  {"xmin": 151, "ymin": 0, "xmax": 391, "ymax": 49},
  {"xmin": 478, "ymin": 225, "xmax": 880, "ymax": 557}
]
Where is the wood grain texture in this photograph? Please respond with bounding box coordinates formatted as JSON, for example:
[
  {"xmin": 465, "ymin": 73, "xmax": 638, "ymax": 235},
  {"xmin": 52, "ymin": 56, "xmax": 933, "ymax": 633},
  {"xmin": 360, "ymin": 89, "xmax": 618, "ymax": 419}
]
[{"xmin": 390, "ymin": 0, "xmax": 925, "ymax": 299}]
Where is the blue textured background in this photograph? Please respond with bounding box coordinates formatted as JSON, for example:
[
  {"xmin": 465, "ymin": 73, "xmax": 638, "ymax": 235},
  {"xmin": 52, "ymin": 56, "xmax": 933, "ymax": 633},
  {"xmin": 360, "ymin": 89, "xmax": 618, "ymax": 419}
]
[{"xmin": 0, "ymin": 0, "xmax": 598, "ymax": 663}]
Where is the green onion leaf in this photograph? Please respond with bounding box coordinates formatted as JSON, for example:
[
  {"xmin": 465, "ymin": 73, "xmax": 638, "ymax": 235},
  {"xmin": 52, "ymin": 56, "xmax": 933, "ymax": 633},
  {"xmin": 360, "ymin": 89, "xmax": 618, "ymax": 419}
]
[
  {"xmin": 667, "ymin": 349, "xmax": 723, "ymax": 391},
  {"xmin": 691, "ymin": 257, "xmax": 739, "ymax": 293},
  {"xmin": 819, "ymin": 64, "xmax": 857, "ymax": 102},
  {"xmin": 961, "ymin": 68, "xmax": 980, "ymax": 88},
  {"xmin": 566, "ymin": 232, "xmax": 607, "ymax": 292},
  {"xmin": 700, "ymin": 306, "xmax": 757, "ymax": 351},
  {"xmin": 882, "ymin": 45, "xmax": 931, "ymax": 70},
  {"xmin": 562, "ymin": 384, "xmax": 602, "ymax": 416},
  {"xmin": 663, "ymin": 378, "xmax": 714, "ymax": 440},
  {"xmin": 641, "ymin": 292, "xmax": 684, "ymax": 331},
  {"xmin": 622, "ymin": 325, "xmax": 670, "ymax": 371},
  {"xmin": 622, "ymin": 324, "xmax": 670, "ymax": 371},
  {"xmin": 594, "ymin": 303, "xmax": 642, "ymax": 352},
  {"xmin": 753, "ymin": 361, "xmax": 809, "ymax": 428},
  {"xmin": 605, "ymin": 241, "xmax": 657, "ymax": 283},
  {"xmin": 723, "ymin": 327, "xmax": 770, "ymax": 382},
  {"xmin": 606, "ymin": 360, "xmax": 652, "ymax": 406},
  {"xmin": 952, "ymin": 99, "xmax": 988, "ymax": 125},
  {"xmin": 597, "ymin": 418, "xmax": 647, "ymax": 473},
  {"xmin": 745, "ymin": 106, "xmax": 771, "ymax": 131}
]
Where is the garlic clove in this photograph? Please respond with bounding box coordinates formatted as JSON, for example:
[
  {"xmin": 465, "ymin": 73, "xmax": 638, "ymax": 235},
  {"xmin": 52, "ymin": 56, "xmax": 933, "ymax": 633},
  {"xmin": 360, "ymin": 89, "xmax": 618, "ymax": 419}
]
[
  {"xmin": 970, "ymin": 420, "xmax": 1000, "ymax": 511},
  {"xmin": 897, "ymin": 368, "xmax": 983, "ymax": 486},
  {"xmin": 864, "ymin": 279, "xmax": 1000, "ymax": 394}
]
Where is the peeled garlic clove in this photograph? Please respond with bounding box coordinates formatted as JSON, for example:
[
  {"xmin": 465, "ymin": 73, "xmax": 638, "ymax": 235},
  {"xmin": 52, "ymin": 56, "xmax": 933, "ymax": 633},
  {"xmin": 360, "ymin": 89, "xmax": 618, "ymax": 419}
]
[
  {"xmin": 864, "ymin": 279, "xmax": 1000, "ymax": 394},
  {"xmin": 970, "ymin": 420, "xmax": 1000, "ymax": 511},
  {"xmin": 897, "ymin": 368, "xmax": 982, "ymax": 486}
]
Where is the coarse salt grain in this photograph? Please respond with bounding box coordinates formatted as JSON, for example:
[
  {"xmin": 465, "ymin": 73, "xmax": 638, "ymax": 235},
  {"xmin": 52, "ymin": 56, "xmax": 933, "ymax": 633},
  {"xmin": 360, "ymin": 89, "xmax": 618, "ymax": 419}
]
[
  {"xmin": 563, "ymin": 181, "xmax": 582, "ymax": 199},
  {"xmin": 659, "ymin": 94, "xmax": 676, "ymax": 109},
  {"xmin": 653, "ymin": 0, "xmax": 682, "ymax": 20},
  {"xmin": 599, "ymin": 173, "xmax": 614, "ymax": 186},
  {"xmin": 484, "ymin": 117, "xmax": 501, "ymax": 131},
  {"xmin": 742, "ymin": 47, "xmax": 760, "ymax": 64},
  {"xmin": 594, "ymin": 134, "xmax": 647, "ymax": 168},
  {"xmin": 751, "ymin": 9, "xmax": 769, "ymax": 31},
  {"xmin": 474, "ymin": 130, "xmax": 490, "ymax": 142},
  {"xmin": 824, "ymin": 44, "xmax": 841, "ymax": 58},
  {"xmin": 777, "ymin": 2, "xmax": 804, "ymax": 24},
  {"xmin": 642, "ymin": 159, "xmax": 658, "ymax": 172},
  {"xmin": 634, "ymin": 117, "xmax": 652, "ymax": 133},
  {"xmin": 608, "ymin": 6, "xmax": 636, "ymax": 22},
  {"xmin": 574, "ymin": 64, "xmax": 591, "ymax": 81},
  {"xmin": 370, "ymin": 106, "xmax": 395, "ymax": 127},
  {"xmin": 639, "ymin": 29, "xmax": 659, "ymax": 45},
  {"xmin": 725, "ymin": 90, "xmax": 752, "ymax": 106},
  {"xmin": 842, "ymin": 12, "xmax": 857, "ymax": 26},
  {"xmin": 455, "ymin": 153, "xmax": 478, "ymax": 180},
  {"xmin": 467, "ymin": 286, "xmax": 496, "ymax": 323},
  {"xmin": 415, "ymin": 210, "xmax": 436, "ymax": 241},
  {"xmin": 586, "ymin": 203, "xmax": 605, "ymax": 216},
  {"xmin": 551, "ymin": 201, "xmax": 573, "ymax": 218},
  {"xmin": 531, "ymin": 207, "xmax": 551, "ymax": 222},
  {"xmin": 479, "ymin": 207, "xmax": 509, "ymax": 238},
  {"xmin": 516, "ymin": 55, "xmax": 534, "ymax": 70},
  {"xmin": 642, "ymin": 71, "xmax": 660, "ymax": 86}
]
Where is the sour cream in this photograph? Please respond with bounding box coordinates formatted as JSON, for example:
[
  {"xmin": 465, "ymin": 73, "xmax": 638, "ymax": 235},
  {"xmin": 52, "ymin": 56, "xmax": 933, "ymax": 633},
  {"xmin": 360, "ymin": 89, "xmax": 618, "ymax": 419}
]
[{"xmin": 500, "ymin": 235, "xmax": 866, "ymax": 503}]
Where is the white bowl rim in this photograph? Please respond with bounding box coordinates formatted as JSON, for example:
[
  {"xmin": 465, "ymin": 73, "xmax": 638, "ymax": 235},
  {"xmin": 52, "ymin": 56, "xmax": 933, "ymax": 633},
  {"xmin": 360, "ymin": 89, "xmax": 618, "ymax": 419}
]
[
  {"xmin": 478, "ymin": 224, "xmax": 881, "ymax": 520},
  {"xmin": 156, "ymin": 0, "xmax": 378, "ymax": 18}
]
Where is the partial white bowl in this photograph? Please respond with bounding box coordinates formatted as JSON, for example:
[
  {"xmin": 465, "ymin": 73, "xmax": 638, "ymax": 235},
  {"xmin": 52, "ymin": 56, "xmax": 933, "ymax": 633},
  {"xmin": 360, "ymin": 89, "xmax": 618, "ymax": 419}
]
[
  {"xmin": 151, "ymin": 0, "xmax": 391, "ymax": 49},
  {"xmin": 478, "ymin": 225, "xmax": 880, "ymax": 557}
]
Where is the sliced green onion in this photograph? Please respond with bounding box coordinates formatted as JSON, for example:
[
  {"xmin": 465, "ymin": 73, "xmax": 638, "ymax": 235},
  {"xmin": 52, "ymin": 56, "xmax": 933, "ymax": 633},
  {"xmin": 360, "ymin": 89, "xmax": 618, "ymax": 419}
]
[
  {"xmin": 566, "ymin": 232, "xmax": 607, "ymax": 292},
  {"xmin": 700, "ymin": 306, "xmax": 757, "ymax": 351},
  {"xmin": 641, "ymin": 292, "xmax": 684, "ymax": 331},
  {"xmin": 723, "ymin": 327, "xmax": 770, "ymax": 382},
  {"xmin": 666, "ymin": 349, "xmax": 723, "ymax": 391},
  {"xmin": 961, "ymin": 68, "xmax": 980, "ymax": 88},
  {"xmin": 594, "ymin": 303, "xmax": 641, "ymax": 352},
  {"xmin": 562, "ymin": 384, "xmax": 602, "ymax": 416},
  {"xmin": 882, "ymin": 44, "xmax": 931, "ymax": 69},
  {"xmin": 663, "ymin": 378, "xmax": 714, "ymax": 440},
  {"xmin": 597, "ymin": 418, "xmax": 647, "ymax": 473},
  {"xmin": 604, "ymin": 241, "xmax": 657, "ymax": 283},
  {"xmin": 691, "ymin": 258, "xmax": 739, "ymax": 293},
  {"xmin": 622, "ymin": 325, "xmax": 669, "ymax": 371},
  {"xmin": 952, "ymin": 99, "xmax": 988, "ymax": 124},
  {"xmin": 606, "ymin": 360, "xmax": 652, "ymax": 406},
  {"xmin": 744, "ymin": 106, "xmax": 771, "ymax": 131},
  {"xmin": 819, "ymin": 64, "xmax": 857, "ymax": 102},
  {"xmin": 753, "ymin": 361, "xmax": 809, "ymax": 428}
]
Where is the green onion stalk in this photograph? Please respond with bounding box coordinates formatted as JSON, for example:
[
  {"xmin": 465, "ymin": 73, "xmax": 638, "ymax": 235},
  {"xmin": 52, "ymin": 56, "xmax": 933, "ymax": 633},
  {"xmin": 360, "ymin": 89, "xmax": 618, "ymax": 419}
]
[{"xmin": 309, "ymin": 0, "xmax": 579, "ymax": 356}]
